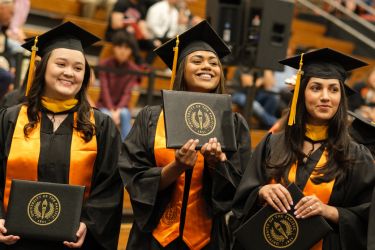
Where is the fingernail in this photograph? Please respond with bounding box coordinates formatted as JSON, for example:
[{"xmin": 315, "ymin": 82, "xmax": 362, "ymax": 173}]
[
  {"xmin": 287, "ymin": 206, "xmax": 291, "ymax": 210},
  {"xmin": 283, "ymin": 209, "xmax": 287, "ymax": 213}
]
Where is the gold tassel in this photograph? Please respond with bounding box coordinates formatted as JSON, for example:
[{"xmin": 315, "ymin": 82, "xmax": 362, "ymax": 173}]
[
  {"xmin": 25, "ymin": 36, "xmax": 39, "ymax": 96},
  {"xmin": 169, "ymin": 35, "xmax": 179, "ymax": 90},
  {"xmin": 288, "ymin": 53, "xmax": 304, "ymax": 126}
]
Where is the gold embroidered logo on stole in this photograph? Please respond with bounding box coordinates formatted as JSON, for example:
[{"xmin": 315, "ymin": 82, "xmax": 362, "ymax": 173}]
[{"xmin": 161, "ymin": 204, "xmax": 180, "ymax": 226}]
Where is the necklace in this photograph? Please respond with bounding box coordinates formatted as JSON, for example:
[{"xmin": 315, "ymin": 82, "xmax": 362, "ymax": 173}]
[
  {"xmin": 303, "ymin": 137, "xmax": 325, "ymax": 164},
  {"xmin": 47, "ymin": 113, "xmax": 68, "ymax": 132}
]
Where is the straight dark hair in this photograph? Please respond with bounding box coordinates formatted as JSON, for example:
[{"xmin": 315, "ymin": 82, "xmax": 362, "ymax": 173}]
[
  {"xmin": 172, "ymin": 55, "xmax": 226, "ymax": 94},
  {"xmin": 24, "ymin": 50, "xmax": 95, "ymax": 142},
  {"xmin": 266, "ymin": 76, "xmax": 353, "ymax": 185}
]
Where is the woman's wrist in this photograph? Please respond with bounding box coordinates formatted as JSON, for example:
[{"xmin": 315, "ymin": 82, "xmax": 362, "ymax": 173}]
[{"xmin": 322, "ymin": 204, "xmax": 339, "ymax": 223}]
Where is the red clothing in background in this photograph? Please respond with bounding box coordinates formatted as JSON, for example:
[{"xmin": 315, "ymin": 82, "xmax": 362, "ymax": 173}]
[{"xmin": 97, "ymin": 58, "xmax": 141, "ymax": 110}]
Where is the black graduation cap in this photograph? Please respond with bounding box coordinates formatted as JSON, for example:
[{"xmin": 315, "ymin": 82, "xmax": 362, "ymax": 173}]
[
  {"xmin": 21, "ymin": 21, "xmax": 100, "ymax": 57},
  {"xmin": 154, "ymin": 20, "xmax": 231, "ymax": 70},
  {"xmin": 348, "ymin": 111, "xmax": 375, "ymax": 145},
  {"xmin": 21, "ymin": 21, "xmax": 100, "ymax": 95},
  {"xmin": 280, "ymin": 48, "xmax": 368, "ymax": 95},
  {"xmin": 278, "ymin": 48, "xmax": 368, "ymax": 126}
]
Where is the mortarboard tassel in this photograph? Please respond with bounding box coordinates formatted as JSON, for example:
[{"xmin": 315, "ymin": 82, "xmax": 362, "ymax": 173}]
[
  {"xmin": 169, "ymin": 35, "xmax": 179, "ymax": 90},
  {"xmin": 288, "ymin": 53, "xmax": 304, "ymax": 126},
  {"xmin": 25, "ymin": 36, "xmax": 39, "ymax": 96}
]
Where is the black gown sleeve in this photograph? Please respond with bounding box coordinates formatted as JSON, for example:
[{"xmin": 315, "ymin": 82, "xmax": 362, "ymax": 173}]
[
  {"xmin": 80, "ymin": 110, "xmax": 124, "ymax": 250},
  {"xmin": 118, "ymin": 106, "xmax": 168, "ymax": 232},
  {"xmin": 231, "ymin": 133, "xmax": 271, "ymax": 222},
  {"xmin": 329, "ymin": 143, "xmax": 375, "ymax": 250},
  {"xmin": 0, "ymin": 106, "xmax": 20, "ymax": 219},
  {"xmin": 368, "ymin": 188, "xmax": 375, "ymax": 250},
  {"xmin": 209, "ymin": 112, "xmax": 252, "ymax": 214}
]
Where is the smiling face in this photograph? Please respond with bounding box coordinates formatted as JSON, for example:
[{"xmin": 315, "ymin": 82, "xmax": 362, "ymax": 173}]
[
  {"xmin": 183, "ymin": 50, "xmax": 221, "ymax": 93},
  {"xmin": 43, "ymin": 48, "xmax": 85, "ymax": 100},
  {"xmin": 304, "ymin": 77, "xmax": 342, "ymax": 125}
]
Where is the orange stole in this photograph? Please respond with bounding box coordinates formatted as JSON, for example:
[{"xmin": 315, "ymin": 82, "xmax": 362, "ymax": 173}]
[
  {"xmin": 288, "ymin": 150, "xmax": 335, "ymax": 250},
  {"xmin": 4, "ymin": 105, "xmax": 97, "ymax": 210},
  {"xmin": 152, "ymin": 111, "xmax": 212, "ymax": 250}
]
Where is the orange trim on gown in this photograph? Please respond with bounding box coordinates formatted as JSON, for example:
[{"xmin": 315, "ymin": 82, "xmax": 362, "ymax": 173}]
[{"xmin": 152, "ymin": 111, "xmax": 212, "ymax": 250}]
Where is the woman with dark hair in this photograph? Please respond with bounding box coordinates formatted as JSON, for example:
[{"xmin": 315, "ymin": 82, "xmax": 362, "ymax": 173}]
[
  {"xmin": 0, "ymin": 22, "xmax": 123, "ymax": 249},
  {"xmin": 231, "ymin": 48, "xmax": 375, "ymax": 250},
  {"xmin": 119, "ymin": 20, "xmax": 251, "ymax": 249}
]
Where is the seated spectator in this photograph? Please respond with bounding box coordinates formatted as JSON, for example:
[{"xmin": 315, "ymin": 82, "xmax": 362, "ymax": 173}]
[
  {"xmin": 176, "ymin": 0, "xmax": 202, "ymax": 33},
  {"xmin": 5, "ymin": 0, "xmax": 30, "ymax": 43},
  {"xmin": 230, "ymin": 66, "xmax": 279, "ymax": 129},
  {"xmin": 105, "ymin": 0, "xmax": 160, "ymax": 64},
  {"xmin": 0, "ymin": 0, "xmax": 25, "ymax": 70},
  {"xmin": 145, "ymin": 0, "xmax": 179, "ymax": 42},
  {"xmin": 96, "ymin": 30, "xmax": 141, "ymax": 140}
]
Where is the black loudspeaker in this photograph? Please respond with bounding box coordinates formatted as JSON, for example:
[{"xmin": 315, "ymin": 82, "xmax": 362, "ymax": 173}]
[
  {"xmin": 241, "ymin": 0, "xmax": 294, "ymax": 71},
  {"xmin": 206, "ymin": 0, "xmax": 243, "ymax": 64}
]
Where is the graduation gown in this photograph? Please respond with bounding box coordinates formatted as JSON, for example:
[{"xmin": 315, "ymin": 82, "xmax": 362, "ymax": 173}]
[
  {"xmin": 231, "ymin": 132, "xmax": 375, "ymax": 250},
  {"xmin": 119, "ymin": 105, "xmax": 251, "ymax": 250},
  {"xmin": 0, "ymin": 105, "xmax": 124, "ymax": 250},
  {"xmin": 368, "ymin": 189, "xmax": 375, "ymax": 250}
]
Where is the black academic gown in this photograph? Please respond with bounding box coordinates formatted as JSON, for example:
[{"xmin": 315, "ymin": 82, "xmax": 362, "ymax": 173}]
[
  {"xmin": 119, "ymin": 105, "xmax": 251, "ymax": 250},
  {"xmin": 231, "ymin": 132, "xmax": 375, "ymax": 250},
  {"xmin": 0, "ymin": 105, "xmax": 124, "ymax": 250},
  {"xmin": 368, "ymin": 189, "xmax": 375, "ymax": 250}
]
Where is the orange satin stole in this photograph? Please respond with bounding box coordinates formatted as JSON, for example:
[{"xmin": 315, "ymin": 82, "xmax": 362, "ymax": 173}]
[
  {"xmin": 4, "ymin": 105, "xmax": 97, "ymax": 210},
  {"xmin": 152, "ymin": 111, "xmax": 212, "ymax": 250},
  {"xmin": 288, "ymin": 150, "xmax": 335, "ymax": 250}
]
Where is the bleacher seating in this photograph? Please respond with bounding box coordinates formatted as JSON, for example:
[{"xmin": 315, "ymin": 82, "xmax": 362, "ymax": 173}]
[{"xmin": 63, "ymin": 15, "xmax": 108, "ymax": 41}]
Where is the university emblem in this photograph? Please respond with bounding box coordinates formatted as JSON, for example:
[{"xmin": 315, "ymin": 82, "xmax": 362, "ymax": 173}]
[
  {"xmin": 28, "ymin": 192, "xmax": 61, "ymax": 226},
  {"xmin": 263, "ymin": 213, "xmax": 299, "ymax": 248},
  {"xmin": 185, "ymin": 103, "xmax": 216, "ymax": 136},
  {"xmin": 161, "ymin": 204, "xmax": 180, "ymax": 226}
]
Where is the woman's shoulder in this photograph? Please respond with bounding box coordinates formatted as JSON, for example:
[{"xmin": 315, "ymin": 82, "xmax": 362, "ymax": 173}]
[
  {"xmin": 137, "ymin": 105, "xmax": 162, "ymax": 118},
  {"xmin": 0, "ymin": 104, "xmax": 22, "ymax": 122},
  {"xmin": 348, "ymin": 139, "xmax": 373, "ymax": 158},
  {"xmin": 93, "ymin": 108, "xmax": 116, "ymax": 127}
]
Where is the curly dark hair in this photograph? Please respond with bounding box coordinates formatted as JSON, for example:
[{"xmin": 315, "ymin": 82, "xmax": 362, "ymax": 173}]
[
  {"xmin": 24, "ymin": 50, "xmax": 95, "ymax": 142},
  {"xmin": 266, "ymin": 76, "xmax": 353, "ymax": 185},
  {"xmin": 172, "ymin": 55, "xmax": 226, "ymax": 94}
]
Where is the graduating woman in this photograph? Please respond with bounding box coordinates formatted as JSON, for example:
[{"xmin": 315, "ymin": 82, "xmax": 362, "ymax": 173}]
[
  {"xmin": 119, "ymin": 20, "xmax": 251, "ymax": 249},
  {"xmin": 0, "ymin": 22, "xmax": 123, "ymax": 249},
  {"xmin": 231, "ymin": 48, "xmax": 375, "ymax": 250}
]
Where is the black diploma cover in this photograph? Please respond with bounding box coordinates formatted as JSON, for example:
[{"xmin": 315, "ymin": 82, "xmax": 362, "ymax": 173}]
[
  {"xmin": 5, "ymin": 179, "xmax": 85, "ymax": 242},
  {"xmin": 234, "ymin": 183, "xmax": 333, "ymax": 250},
  {"xmin": 162, "ymin": 90, "xmax": 237, "ymax": 151}
]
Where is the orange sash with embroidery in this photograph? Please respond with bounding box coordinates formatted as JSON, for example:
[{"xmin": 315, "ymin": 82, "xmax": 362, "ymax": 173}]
[
  {"xmin": 288, "ymin": 150, "xmax": 335, "ymax": 250},
  {"xmin": 152, "ymin": 111, "xmax": 212, "ymax": 250},
  {"xmin": 4, "ymin": 105, "xmax": 97, "ymax": 210}
]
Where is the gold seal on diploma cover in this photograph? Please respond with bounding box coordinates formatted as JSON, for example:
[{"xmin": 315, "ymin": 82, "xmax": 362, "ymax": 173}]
[
  {"xmin": 185, "ymin": 103, "xmax": 216, "ymax": 136},
  {"xmin": 28, "ymin": 192, "xmax": 61, "ymax": 226},
  {"xmin": 263, "ymin": 213, "xmax": 299, "ymax": 248}
]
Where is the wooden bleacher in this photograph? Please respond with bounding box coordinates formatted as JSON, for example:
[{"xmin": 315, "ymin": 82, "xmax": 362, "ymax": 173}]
[
  {"xmin": 63, "ymin": 15, "xmax": 108, "ymax": 40},
  {"xmin": 30, "ymin": 0, "xmax": 81, "ymax": 17}
]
